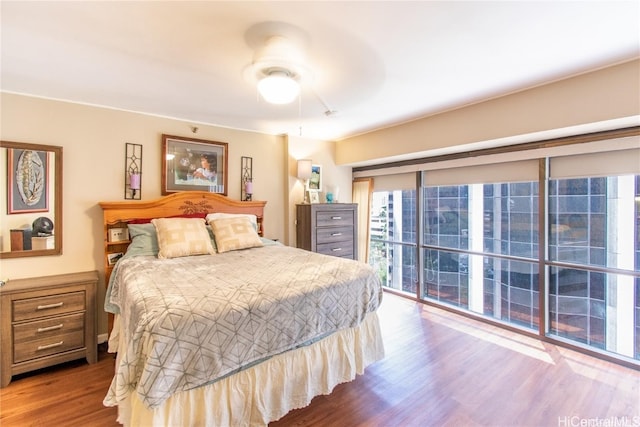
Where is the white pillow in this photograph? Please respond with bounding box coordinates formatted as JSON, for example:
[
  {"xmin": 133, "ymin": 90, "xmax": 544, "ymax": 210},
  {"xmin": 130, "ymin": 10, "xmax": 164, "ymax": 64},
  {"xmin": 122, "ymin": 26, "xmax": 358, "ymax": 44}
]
[
  {"xmin": 151, "ymin": 217, "xmax": 216, "ymax": 259},
  {"xmin": 206, "ymin": 213, "xmax": 258, "ymax": 231}
]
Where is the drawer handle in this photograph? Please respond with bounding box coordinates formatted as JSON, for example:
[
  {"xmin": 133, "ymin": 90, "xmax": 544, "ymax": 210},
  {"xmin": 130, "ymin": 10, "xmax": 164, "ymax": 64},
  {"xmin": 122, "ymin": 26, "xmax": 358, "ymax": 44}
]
[
  {"xmin": 37, "ymin": 341, "xmax": 64, "ymax": 351},
  {"xmin": 331, "ymin": 216, "xmax": 342, "ymax": 220},
  {"xmin": 331, "ymin": 232, "xmax": 343, "ymax": 236},
  {"xmin": 37, "ymin": 324, "xmax": 64, "ymax": 333},
  {"xmin": 36, "ymin": 302, "xmax": 64, "ymax": 310},
  {"xmin": 331, "ymin": 248, "xmax": 343, "ymax": 252}
]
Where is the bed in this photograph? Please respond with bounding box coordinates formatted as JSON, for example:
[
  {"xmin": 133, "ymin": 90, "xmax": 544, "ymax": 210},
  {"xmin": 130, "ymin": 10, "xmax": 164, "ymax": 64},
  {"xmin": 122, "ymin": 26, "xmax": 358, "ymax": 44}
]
[{"xmin": 99, "ymin": 192, "xmax": 384, "ymax": 426}]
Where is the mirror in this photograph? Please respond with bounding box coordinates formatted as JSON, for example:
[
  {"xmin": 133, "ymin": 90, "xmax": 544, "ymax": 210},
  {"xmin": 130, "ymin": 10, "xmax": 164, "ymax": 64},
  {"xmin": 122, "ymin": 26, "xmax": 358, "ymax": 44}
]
[{"xmin": 0, "ymin": 140, "xmax": 62, "ymax": 258}]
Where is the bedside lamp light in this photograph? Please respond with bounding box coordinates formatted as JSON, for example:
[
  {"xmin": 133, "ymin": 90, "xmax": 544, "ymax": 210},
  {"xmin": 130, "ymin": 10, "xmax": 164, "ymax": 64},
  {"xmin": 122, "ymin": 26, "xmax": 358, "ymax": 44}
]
[
  {"xmin": 297, "ymin": 159, "xmax": 312, "ymax": 204},
  {"xmin": 297, "ymin": 159, "xmax": 312, "ymax": 180}
]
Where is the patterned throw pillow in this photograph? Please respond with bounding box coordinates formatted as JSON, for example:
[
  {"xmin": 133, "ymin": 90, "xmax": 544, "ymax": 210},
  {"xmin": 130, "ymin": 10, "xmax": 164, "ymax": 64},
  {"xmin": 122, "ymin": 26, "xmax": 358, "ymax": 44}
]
[
  {"xmin": 206, "ymin": 213, "xmax": 258, "ymax": 232},
  {"xmin": 209, "ymin": 216, "xmax": 263, "ymax": 253},
  {"xmin": 151, "ymin": 217, "xmax": 216, "ymax": 259}
]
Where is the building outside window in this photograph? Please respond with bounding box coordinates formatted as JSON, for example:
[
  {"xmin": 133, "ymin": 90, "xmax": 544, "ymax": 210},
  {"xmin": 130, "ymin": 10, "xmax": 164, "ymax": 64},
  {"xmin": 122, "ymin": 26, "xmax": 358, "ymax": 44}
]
[
  {"xmin": 369, "ymin": 190, "xmax": 416, "ymax": 293},
  {"xmin": 422, "ymin": 181, "xmax": 540, "ymax": 330},
  {"xmin": 548, "ymin": 175, "xmax": 639, "ymax": 358}
]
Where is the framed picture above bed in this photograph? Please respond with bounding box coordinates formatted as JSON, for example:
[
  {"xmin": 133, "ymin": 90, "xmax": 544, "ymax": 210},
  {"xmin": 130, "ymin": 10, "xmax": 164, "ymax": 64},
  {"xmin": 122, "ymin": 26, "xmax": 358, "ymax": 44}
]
[{"xmin": 161, "ymin": 134, "xmax": 228, "ymax": 195}]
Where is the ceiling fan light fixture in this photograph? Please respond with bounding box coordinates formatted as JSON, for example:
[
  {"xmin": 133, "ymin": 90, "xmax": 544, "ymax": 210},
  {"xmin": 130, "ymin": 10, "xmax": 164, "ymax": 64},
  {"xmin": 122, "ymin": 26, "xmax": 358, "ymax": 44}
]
[{"xmin": 257, "ymin": 70, "xmax": 300, "ymax": 104}]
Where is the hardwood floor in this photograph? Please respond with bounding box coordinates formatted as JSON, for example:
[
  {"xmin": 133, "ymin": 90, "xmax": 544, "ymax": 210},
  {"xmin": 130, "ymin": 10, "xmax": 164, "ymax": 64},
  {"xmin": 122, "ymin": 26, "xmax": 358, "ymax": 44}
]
[
  {"xmin": 0, "ymin": 343, "xmax": 118, "ymax": 426},
  {"xmin": 1, "ymin": 292, "xmax": 638, "ymax": 426}
]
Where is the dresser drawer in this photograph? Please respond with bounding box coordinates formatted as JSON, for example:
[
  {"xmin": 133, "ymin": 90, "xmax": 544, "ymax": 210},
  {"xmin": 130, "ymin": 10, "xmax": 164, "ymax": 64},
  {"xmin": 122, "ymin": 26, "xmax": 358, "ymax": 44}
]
[
  {"xmin": 317, "ymin": 241, "xmax": 354, "ymax": 258},
  {"xmin": 316, "ymin": 210, "xmax": 354, "ymax": 227},
  {"xmin": 14, "ymin": 329, "xmax": 85, "ymax": 363},
  {"xmin": 13, "ymin": 312, "xmax": 85, "ymax": 345},
  {"xmin": 316, "ymin": 226, "xmax": 354, "ymax": 244},
  {"xmin": 12, "ymin": 291, "xmax": 85, "ymax": 322}
]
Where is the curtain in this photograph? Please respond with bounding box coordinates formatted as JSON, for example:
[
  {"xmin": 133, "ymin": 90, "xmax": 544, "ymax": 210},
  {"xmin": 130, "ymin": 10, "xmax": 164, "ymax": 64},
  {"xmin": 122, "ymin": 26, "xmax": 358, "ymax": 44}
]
[{"xmin": 352, "ymin": 178, "xmax": 373, "ymax": 263}]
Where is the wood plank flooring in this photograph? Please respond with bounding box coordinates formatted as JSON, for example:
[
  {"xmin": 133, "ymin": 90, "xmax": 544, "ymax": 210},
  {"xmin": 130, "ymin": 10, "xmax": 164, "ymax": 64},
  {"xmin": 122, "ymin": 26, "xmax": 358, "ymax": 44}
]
[{"xmin": 1, "ymin": 292, "xmax": 638, "ymax": 426}]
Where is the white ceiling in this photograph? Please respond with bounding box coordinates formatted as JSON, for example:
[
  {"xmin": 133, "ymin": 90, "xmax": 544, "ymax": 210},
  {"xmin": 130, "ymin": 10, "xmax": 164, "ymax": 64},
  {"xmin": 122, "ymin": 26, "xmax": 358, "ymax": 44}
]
[{"xmin": 2, "ymin": 1, "xmax": 639, "ymax": 142}]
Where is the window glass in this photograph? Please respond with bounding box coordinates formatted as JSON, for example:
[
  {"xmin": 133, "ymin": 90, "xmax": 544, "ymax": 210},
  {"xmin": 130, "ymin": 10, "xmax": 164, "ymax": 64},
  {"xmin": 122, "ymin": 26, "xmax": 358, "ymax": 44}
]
[
  {"xmin": 549, "ymin": 175, "xmax": 639, "ymax": 271},
  {"xmin": 369, "ymin": 190, "xmax": 416, "ymax": 293},
  {"xmin": 423, "ymin": 248, "xmax": 469, "ymax": 307},
  {"xmin": 549, "ymin": 266, "xmax": 638, "ymax": 358},
  {"xmin": 548, "ymin": 174, "xmax": 639, "ymax": 359},
  {"xmin": 422, "ymin": 181, "xmax": 540, "ymax": 331},
  {"xmin": 424, "ymin": 185, "xmax": 468, "ymax": 249},
  {"xmin": 365, "ymin": 147, "xmax": 640, "ymax": 362},
  {"xmin": 484, "ymin": 182, "xmax": 539, "ymax": 259}
]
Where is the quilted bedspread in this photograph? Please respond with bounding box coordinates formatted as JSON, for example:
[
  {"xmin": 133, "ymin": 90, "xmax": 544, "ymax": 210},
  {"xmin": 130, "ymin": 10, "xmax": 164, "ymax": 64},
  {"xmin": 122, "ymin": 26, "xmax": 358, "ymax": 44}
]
[{"xmin": 103, "ymin": 244, "xmax": 383, "ymax": 409}]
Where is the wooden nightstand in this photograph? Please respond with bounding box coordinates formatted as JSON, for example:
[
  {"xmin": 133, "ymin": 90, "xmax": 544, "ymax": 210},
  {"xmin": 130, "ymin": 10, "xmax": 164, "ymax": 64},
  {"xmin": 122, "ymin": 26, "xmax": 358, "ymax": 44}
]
[{"xmin": 0, "ymin": 271, "xmax": 98, "ymax": 387}]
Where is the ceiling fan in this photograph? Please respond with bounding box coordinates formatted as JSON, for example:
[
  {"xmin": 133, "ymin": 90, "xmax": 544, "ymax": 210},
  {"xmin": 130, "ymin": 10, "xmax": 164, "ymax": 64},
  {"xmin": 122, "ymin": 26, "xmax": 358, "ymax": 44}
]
[{"xmin": 244, "ymin": 23, "xmax": 337, "ymax": 116}]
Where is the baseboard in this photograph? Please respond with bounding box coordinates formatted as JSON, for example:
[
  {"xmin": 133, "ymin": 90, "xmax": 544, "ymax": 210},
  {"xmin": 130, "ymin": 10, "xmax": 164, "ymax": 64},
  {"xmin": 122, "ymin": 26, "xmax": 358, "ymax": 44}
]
[{"xmin": 97, "ymin": 333, "xmax": 109, "ymax": 344}]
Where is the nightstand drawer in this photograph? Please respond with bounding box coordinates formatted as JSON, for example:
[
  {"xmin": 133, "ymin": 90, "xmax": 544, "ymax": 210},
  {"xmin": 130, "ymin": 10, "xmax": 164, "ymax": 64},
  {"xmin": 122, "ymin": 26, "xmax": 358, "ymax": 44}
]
[
  {"xmin": 14, "ymin": 330, "xmax": 85, "ymax": 363},
  {"xmin": 316, "ymin": 210, "xmax": 354, "ymax": 227},
  {"xmin": 317, "ymin": 242, "xmax": 354, "ymax": 258},
  {"xmin": 13, "ymin": 292, "xmax": 85, "ymax": 322},
  {"xmin": 13, "ymin": 313, "xmax": 85, "ymax": 346},
  {"xmin": 316, "ymin": 226, "xmax": 354, "ymax": 244}
]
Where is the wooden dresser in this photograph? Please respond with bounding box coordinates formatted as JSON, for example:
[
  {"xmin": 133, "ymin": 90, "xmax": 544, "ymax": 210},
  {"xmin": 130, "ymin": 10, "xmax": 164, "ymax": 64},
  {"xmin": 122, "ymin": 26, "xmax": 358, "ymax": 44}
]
[
  {"xmin": 0, "ymin": 271, "xmax": 98, "ymax": 387},
  {"xmin": 296, "ymin": 203, "xmax": 358, "ymax": 260}
]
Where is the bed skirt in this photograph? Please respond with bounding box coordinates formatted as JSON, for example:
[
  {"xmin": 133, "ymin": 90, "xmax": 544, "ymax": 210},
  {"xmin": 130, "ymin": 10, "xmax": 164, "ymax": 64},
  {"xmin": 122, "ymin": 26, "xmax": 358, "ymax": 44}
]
[{"xmin": 109, "ymin": 311, "xmax": 384, "ymax": 427}]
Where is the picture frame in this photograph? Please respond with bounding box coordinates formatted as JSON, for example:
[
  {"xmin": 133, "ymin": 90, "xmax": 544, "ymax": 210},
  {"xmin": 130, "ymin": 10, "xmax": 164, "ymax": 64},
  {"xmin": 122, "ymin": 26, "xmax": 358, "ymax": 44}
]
[
  {"xmin": 7, "ymin": 148, "xmax": 49, "ymax": 214},
  {"xmin": 108, "ymin": 227, "xmax": 129, "ymax": 242},
  {"xmin": 308, "ymin": 190, "xmax": 320, "ymax": 204},
  {"xmin": 107, "ymin": 252, "xmax": 124, "ymax": 265},
  {"xmin": 162, "ymin": 134, "xmax": 228, "ymax": 195},
  {"xmin": 306, "ymin": 164, "xmax": 322, "ymax": 192}
]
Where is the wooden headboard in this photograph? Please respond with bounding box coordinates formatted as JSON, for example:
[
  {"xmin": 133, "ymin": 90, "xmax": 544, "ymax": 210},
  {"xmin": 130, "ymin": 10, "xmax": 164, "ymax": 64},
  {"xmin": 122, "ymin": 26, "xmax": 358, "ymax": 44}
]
[{"xmin": 99, "ymin": 191, "xmax": 265, "ymax": 230}]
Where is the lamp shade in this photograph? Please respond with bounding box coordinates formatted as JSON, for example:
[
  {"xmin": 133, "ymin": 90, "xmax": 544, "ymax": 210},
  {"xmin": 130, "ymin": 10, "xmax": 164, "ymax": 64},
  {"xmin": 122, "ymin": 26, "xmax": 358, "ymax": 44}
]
[
  {"xmin": 258, "ymin": 71, "xmax": 300, "ymax": 104},
  {"xmin": 297, "ymin": 159, "xmax": 312, "ymax": 180}
]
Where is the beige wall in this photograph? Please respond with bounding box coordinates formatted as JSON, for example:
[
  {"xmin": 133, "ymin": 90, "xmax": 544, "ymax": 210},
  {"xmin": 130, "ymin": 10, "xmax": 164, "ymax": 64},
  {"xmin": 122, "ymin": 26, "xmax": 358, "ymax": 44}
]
[
  {"xmin": 0, "ymin": 93, "xmax": 345, "ymax": 338},
  {"xmin": 337, "ymin": 59, "xmax": 640, "ymax": 166}
]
